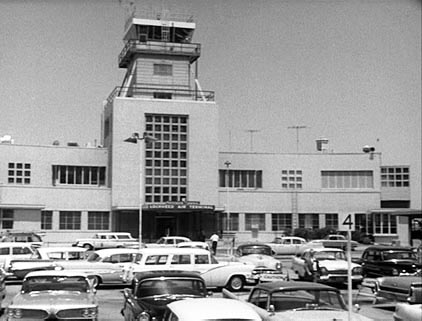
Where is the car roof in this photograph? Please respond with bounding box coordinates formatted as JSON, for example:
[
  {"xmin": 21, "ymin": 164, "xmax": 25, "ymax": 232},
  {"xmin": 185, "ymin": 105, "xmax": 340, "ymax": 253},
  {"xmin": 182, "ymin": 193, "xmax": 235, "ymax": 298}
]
[
  {"xmin": 237, "ymin": 243, "xmax": 271, "ymax": 248},
  {"xmin": 139, "ymin": 247, "xmax": 210, "ymax": 254},
  {"xmin": 37, "ymin": 247, "xmax": 87, "ymax": 253},
  {"xmin": 0, "ymin": 242, "xmax": 33, "ymax": 247},
  {"xmin": 303, "ymin": 247, "xmax": 343, "ymax": 252},
  {"xmin": 252, "ymin": 280, "xmax": 340, "ymax": 292},
  {"xmin": 364, "ymin": 245, "xmax": 414, "ymax": 251},
  {"xmin": 92, "ymin": 248, "xmax": 141, "ymax": 255},
  {"xmin": 134, "ymin": 270, "xmax": 204, "ymax": 281},
  {"xmin": 159, "ymin": 236, "xmax": 191, "ymax": 240},
  {"xmin": 167, "ymin": 298, "xmax": 261, "ymax": 320},
  {"xmin": 25, "ymin": 270, "xmax": 89, "ymax": 278}
]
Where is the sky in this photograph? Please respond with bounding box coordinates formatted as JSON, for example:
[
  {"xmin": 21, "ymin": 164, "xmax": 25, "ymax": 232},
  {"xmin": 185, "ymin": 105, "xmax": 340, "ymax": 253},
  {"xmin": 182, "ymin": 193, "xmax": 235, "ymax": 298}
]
[{"xmin": 0, "ymin": 0, "xmax": 420, "ymax": 207}]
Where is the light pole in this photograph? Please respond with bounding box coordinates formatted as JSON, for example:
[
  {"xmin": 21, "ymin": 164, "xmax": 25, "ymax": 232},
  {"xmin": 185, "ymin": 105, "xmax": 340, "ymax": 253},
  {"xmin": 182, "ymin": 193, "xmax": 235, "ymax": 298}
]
[
  {"xmin": 224, "ymin": 161, "xmax": 231, "ymax": 231},
  {"xmin": 124, "ymin": 132, "xmax": 158, "ymax": 249}
]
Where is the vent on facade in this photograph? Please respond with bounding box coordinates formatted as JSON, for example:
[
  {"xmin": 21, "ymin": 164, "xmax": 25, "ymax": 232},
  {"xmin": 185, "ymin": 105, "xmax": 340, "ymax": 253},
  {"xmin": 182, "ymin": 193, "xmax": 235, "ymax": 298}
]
[
  {"xmin": 67, "ymin": 142, "xmax": 79, "ymax": 147},
  {"xmin": 316, "ymin": 138, "xmax": 329, "ymax": 152},
  {"xmin": 52, "ymin": 140, "xmax": 60, "ymax": 146}
]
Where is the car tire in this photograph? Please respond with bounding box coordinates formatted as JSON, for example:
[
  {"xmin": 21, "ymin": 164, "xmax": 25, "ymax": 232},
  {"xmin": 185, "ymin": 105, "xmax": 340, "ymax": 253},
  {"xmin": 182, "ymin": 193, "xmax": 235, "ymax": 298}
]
[
  {"xmin": 83, "ymin": 244, "xmax": 94, "ymax": 250},
  {"xmin": 91, "ymin": 276, "xmax": 101, "ymax": 288},
  {"xmin": 226, "ymin": 275, "xmax": 245, "ymax": 292}
]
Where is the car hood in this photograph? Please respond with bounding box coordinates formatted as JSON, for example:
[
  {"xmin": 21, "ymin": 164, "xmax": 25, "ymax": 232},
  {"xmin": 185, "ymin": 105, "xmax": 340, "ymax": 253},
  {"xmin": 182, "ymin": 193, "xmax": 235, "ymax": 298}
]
[
  {"xmin": 272, "ymin": 310, "xmax": 373, "ymax": 321},
  {"xmin": 318, "ymin": 260, "xmax": 360, "ymax": 270},
  {"xmin": 11, "ymin": 291, "xmax": 96, "ymax": 308}
]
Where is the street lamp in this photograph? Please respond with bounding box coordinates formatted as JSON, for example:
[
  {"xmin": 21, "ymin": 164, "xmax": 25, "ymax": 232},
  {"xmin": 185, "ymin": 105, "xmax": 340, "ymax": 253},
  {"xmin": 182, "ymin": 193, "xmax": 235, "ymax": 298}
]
[
  {"xmin": 124, "ymin": 132, "xmax": 158, "ymax": 248},
  {"xmin": 224, "ymin": 161, "xmax": 231, "ymax": 232}
]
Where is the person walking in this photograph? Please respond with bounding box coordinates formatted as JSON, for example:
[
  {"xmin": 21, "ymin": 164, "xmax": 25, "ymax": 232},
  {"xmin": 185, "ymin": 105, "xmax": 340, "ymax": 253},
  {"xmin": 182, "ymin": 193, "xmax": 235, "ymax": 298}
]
[{"xmin": 210, "ymin": 232, "xmax": 219, "ymax": 255}]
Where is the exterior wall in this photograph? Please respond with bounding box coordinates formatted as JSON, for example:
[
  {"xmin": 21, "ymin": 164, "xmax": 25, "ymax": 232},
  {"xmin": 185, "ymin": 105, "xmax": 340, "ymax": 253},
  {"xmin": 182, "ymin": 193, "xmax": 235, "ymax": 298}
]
[
  {"xmin": 0, "ymin": 143, "xmax": 111, "ymax": 243},
  {"xmin": 218, "ymin": 152, "xmax": 382, "ymax": 243},
  {"xmin": 134, "ymin": 56, "xmax": 190, "ymax": 88},
  {"xmin": 110, "ymin": 97, "xmax": 219, "ymax": 209}
]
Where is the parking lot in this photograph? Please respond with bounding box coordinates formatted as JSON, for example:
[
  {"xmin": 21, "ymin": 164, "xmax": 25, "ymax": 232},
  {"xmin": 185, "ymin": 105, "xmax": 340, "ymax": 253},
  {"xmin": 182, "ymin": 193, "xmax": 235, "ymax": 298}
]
[{"xmin": 0, "ymin": 250, "xmax": 396, "ymax": 321}]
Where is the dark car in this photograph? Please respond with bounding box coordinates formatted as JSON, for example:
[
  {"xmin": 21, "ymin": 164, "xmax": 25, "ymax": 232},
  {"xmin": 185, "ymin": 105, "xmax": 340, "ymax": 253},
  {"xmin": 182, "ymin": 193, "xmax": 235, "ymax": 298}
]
[
  {"xmin": 223, "ymin": 280, "xmax": 372, "ymax": 321},
  {"xmin": 121, "ymin": 270, "xmax": 208, "ymax": 321},
  {"xmin": 357, "ymin": 245, "xmax": 421, "ymax": 277}
]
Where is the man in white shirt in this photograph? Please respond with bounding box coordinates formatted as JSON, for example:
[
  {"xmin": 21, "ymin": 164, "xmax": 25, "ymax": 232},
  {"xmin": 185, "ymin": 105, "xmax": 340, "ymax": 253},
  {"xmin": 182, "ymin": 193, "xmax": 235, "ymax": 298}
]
[{"xmin": 210, "ymin": 233, "xmax": 219, "ymax": 255}]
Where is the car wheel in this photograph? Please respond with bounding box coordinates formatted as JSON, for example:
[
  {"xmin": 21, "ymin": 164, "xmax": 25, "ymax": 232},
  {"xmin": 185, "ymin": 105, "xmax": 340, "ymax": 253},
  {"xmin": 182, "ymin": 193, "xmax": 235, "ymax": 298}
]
[
  {"xmin": 83, "ymin": 244, "xmax": 93, "ymax": 250},
  {"xmin": 226, "ymin": 275, "xmax": 245, "ymax": 292},
  {"xmin": 91, "ymin": 276, "xmax": 101, "ymax": 288}
]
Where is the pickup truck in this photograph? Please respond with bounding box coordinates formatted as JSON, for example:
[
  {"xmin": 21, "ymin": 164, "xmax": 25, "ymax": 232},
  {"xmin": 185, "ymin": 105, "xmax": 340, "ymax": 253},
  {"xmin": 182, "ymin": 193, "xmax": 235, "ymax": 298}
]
[
  {"xmin": 72, "ymin": 232, "xmax": 138, "ymax": 250},
  {"xmin": 308, "ymin": 234, "xmax": 358, "ymax": 251}
]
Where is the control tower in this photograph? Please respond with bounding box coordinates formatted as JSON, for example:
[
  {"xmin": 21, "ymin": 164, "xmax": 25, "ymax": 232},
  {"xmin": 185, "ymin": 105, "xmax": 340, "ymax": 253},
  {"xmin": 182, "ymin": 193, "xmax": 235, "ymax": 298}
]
[{"xmin": 103, "ymin": 11, "xmax": 219, "ymax": 240}]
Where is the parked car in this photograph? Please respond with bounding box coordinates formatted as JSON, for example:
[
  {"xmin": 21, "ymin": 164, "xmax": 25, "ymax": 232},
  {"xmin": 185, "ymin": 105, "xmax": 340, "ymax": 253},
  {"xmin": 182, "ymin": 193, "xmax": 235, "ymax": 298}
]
[
  {"xmin": 265, "ymin": 236, "xmax": 313, "ymax": 255},
  {"xmin": 7, "ymin": 246, "xmax": 88, "ymax": 279},
  {"xmin": 232, "ymin": 243, "xmax": 286, "ymax": 282},
  {"xmin": 291, "ymin": 247, "xmax": 363, "ymax": 285},
  {"xmin": 0, "ymin": 242, "xmax": 35, "ymax": 271},
  {"xmin": 393, "ymin": 284, "xmax": 422, "ymax": 321},
  {"xmin": 0, "ymin": 268, "xmax": 6, "ymax": 309},
  {"xmin": 73, "ymin": 232, "xmax": 138, "ymax": 250},
  {"xmin": 5, "ymin": 270, "xmax": 98, "ymax": 321},
  {"xmin": 145, "ymin": 236, "xmax": 191, "ymax": 248},
  {"xmin": 356, "ymin": 245, "xmax": 421, "ymax": 277},
  {"xmin": 309, "ymin": 234, "xmax": 359, "ymax": 251},
  {"xmin": 368, "ymin": 270, "xmax": 422, "ymax": 302},
  {"xmin": 123, "ymin": 247, "xmax": 259, "ymax": 291},
  {"xmin": 176, "ymin": 241, "xmax": 210, "ymax": 251},
  {"xmin": 121, "ymin": 270, "xmax": 208, "ymax": 321},
  {"xmin": 57, "ymin": 248, "xmax": 141, "ymax": 287},
  {"xmin": 223, "ymin": 280, "xmax": 373, "ymax": 321},
  {"xmin": 163, "ymin": 297, "xmax": 262, "ymax": 321},
  {"xmin": 0, "ymin": 231, "xmax": 44, "ymax": 248}
]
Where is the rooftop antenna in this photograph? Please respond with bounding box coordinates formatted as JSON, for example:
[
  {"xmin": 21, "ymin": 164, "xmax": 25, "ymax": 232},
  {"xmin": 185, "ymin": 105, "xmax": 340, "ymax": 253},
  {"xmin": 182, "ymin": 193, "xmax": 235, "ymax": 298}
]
[
  {"xmin": 288, "ymin": 125, "xmax": 307, "ymax": 153},
  {"xmin": 245, "ymin": 129, "xmax": 260, "ymax": 152}
]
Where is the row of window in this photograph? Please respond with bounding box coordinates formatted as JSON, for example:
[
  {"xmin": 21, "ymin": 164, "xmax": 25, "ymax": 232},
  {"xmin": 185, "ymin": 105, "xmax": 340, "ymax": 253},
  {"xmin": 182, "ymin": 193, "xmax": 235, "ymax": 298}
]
[
  {"xmin": 0, "ymin": 210, "xmax": 109, "ymax": 230},
  {"xmin": 5, "ymin": 163, "xmax": 409, "ymax": 192},
  {"xmin": 221, "ymin": 212, "xmax": 397, "ymax": 235}
]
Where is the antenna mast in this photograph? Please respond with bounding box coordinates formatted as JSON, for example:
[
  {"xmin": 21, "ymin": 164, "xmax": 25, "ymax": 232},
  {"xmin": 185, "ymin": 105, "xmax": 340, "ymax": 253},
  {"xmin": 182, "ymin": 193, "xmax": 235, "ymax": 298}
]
[{"xmin": 288, "ymin": 125, "xmax": 307, "ymax": 153}]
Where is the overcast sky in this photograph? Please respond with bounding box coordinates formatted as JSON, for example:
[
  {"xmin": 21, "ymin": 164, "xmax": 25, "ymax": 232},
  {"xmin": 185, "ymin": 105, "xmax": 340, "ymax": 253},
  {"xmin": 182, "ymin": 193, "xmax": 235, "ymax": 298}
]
[{"xmin": 0, "ymin": 0, "xmax": 420, "ymax": 207}]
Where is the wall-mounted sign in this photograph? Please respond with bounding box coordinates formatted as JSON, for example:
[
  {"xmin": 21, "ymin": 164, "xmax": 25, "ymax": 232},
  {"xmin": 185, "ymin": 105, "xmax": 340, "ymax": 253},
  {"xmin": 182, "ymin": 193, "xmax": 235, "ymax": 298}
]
[{"xmin": 143, "ymin": 201, "xmax": 214, "ymax": 211}]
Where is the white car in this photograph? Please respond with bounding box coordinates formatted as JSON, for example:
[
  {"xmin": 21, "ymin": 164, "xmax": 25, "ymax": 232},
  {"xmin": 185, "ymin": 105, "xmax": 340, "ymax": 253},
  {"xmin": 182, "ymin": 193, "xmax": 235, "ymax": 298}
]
[
  {"xmin": 57, "ymin": 248, "xmax": 141, "ymax": 287},
  {"xmin": 122, "ymin": 247, "xmax": 258, "ymax": 291},
  {"xmin": 145, "ymin": 236, "xmax": 191, "ymax": 248},
  {"xmin": 176, "ymin": 241, "xmax": 210, "ymax": 251},
  {"xmin": 163, "ymin": 298, "xmax": 261, "ymax": 321},
  {"xmin": 0, "ymin": 242, "xmax": 35, "ymax": 270},
  {"xmin": 5, "ymin": 270, "xmax": 98, "ymax": 321},
  {"xmin": 266, "ymin": 236, "xmax": 309, "ymax": 255},
  {"xmin": 291, "ymin": 247, "xmax": 363, "ymax": 285},
  {"xmin": 394, "ymin": 303, "xmax": 422, "ymax": 321},
  {"xmin": 8, "ymin": 246, "xmax": 88, "ymax": 279}
]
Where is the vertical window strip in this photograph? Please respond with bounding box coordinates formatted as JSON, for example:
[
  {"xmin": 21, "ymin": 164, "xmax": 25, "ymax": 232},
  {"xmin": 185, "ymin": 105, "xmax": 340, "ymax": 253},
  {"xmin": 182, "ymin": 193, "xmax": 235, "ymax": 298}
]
[
  {"xmin": 218, "ymin": 170, "xmax": 262, "ymax": 188},
  {"xmin": 41, "ymin": 211, "xmax": 53, "ymax": 230}
]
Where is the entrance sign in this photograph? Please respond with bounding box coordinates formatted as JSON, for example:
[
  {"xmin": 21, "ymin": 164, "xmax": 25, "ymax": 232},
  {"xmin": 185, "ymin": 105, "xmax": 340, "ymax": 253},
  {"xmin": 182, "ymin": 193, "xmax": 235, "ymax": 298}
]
[{"xmin": 144, "ymin": 201, "xmax": 214, "ymax": 211}]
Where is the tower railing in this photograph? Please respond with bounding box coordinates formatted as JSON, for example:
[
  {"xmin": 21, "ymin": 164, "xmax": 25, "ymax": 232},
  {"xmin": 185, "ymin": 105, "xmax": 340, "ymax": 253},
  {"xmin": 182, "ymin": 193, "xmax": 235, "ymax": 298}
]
[
  {"xmin": 119, "ymin": 40, "xmax": 201, "ymax": 67},
  {"xmin": 105, "ymin": 85, "xmax": 215, "ymax": 107}
]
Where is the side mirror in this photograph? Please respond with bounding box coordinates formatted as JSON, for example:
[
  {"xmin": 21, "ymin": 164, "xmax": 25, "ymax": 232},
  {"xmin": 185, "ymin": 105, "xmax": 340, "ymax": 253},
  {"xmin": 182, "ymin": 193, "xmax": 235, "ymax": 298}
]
[{"xmin": 353, "ymin": 304, "xmax": 361, "ymax": 313}]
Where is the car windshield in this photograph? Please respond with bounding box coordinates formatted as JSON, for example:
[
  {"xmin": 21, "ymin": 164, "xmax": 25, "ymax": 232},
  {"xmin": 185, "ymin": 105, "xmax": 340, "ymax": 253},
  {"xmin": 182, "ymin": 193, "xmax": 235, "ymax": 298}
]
[
  {"xmin": 314, "ymin": 251, "xmax": 346, "ymax": 260},
  {"xmin": 22, "ymin": 276, "xmax": 88, "ymax": 293},
  {"xmin": 137, "ymin": 278, "xmax": 207, "ymax": 298},
  {"xmin": 382, "ymin": 251, "xmax": 416, "ymax": 260},
  {"xmin": 266, "ymin": 289, "xmax": 346, "ymax": 311},
  {"xmin": 239, "ymin": 246, "xmax": 272, "ymax": 256}
]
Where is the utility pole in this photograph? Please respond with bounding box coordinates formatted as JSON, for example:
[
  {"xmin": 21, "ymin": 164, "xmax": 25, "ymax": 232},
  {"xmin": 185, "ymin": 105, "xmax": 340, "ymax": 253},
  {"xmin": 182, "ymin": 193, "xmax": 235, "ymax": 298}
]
[
  {"xmin": 288, "ymin": 125, "xmax": 307, "ymax": 153},
  {"xmin": 245, "ymin": 129, "xmax": 260, "ymax": 151}
]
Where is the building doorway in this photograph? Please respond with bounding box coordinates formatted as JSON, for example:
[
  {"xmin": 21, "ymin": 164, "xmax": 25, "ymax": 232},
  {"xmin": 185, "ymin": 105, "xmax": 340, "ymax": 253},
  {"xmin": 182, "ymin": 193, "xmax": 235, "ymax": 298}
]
[{"xmin": 156, "ymin": 216, "xmax": 176, "ymax": 238}]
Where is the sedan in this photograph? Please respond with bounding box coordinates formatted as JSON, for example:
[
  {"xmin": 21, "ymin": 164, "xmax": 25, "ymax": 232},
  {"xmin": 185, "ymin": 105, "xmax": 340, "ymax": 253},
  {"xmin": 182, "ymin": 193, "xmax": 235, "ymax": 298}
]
[
  {"xmin": 121, "ymin": 270, "xmax": 208, "ymax": 321},
  {"xmin": 163, "ymin": 298, "xmax": 261, "ymax": 321},
  {"xmin": 5, "ymin": 270, "xmax": 98, "ymax": 321},
  {"xmin": 223, "ymin": 280, "xmax": 373, "ymax": 321}
]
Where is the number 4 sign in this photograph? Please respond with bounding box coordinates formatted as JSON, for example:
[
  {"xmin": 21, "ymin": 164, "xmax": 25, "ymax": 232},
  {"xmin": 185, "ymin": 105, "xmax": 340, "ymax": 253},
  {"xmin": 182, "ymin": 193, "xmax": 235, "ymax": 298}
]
[{"xmin": 339, "ymin": 214, "xmax": 354, "ymax": 231}]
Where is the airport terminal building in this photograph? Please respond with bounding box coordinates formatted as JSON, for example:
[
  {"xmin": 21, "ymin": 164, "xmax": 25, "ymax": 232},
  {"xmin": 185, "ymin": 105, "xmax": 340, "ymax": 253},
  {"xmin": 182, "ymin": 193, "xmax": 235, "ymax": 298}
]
[{"xmin": 0, "ymin": 13, "xmax": 419, "ymax": 246}]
